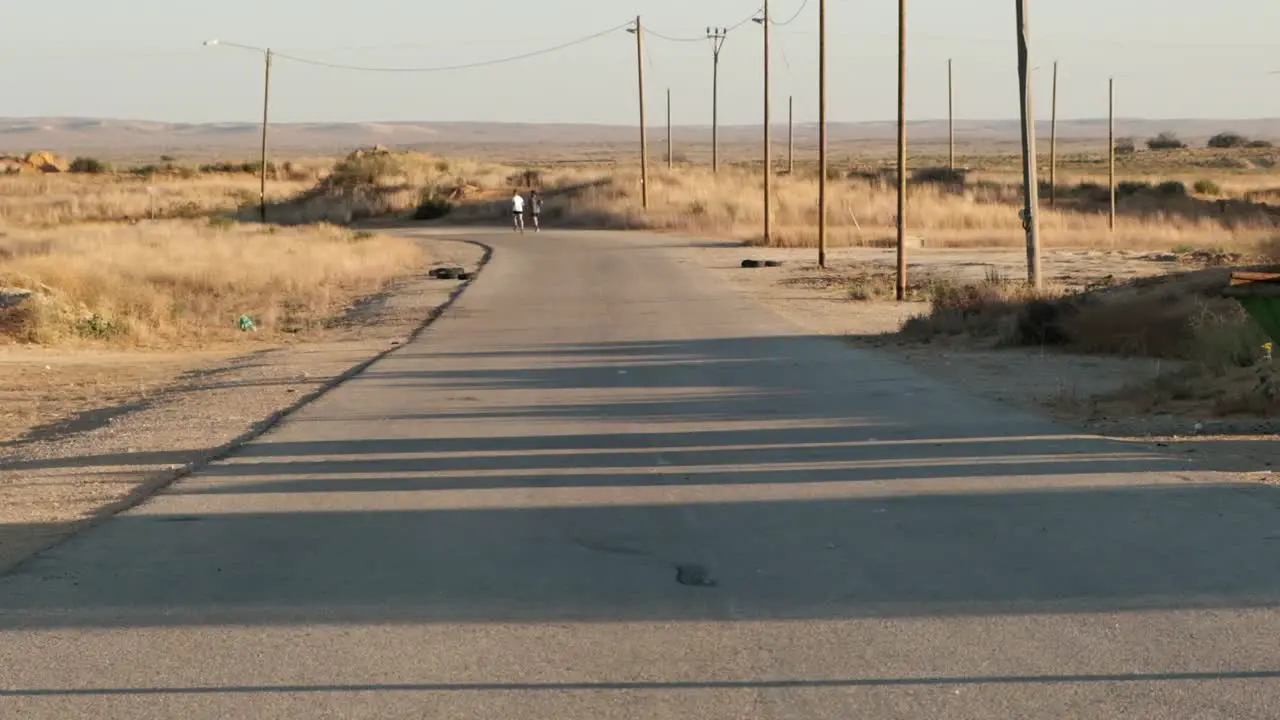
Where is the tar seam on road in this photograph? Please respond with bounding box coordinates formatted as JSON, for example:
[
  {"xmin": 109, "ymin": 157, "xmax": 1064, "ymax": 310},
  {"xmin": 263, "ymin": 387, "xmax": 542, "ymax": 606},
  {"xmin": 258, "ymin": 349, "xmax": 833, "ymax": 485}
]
[{"xmin": 0, "ymin": 234, "xmax": 494, "ymax": 580}]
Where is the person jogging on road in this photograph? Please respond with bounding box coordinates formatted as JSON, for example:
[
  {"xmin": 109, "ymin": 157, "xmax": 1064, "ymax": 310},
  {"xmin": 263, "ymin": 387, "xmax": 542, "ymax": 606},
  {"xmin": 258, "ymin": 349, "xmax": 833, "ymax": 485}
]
[
  {"xmin": 510, "ymin": 190, "xmax": 525, "ymax": 233},
  {"xmin": 529, "ymin": 190, "xmax": 543, "ymax": 232}
]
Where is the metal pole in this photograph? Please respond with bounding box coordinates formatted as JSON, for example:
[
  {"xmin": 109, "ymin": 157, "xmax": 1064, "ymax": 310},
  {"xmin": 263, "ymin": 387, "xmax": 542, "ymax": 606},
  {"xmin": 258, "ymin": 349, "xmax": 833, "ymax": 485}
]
[
  {"xmin": 818, "ymin": 0, "xmax": 827, "ymax": 268},
  {"xmin": 635, "ymin": 17, "xmax": 649, "ymax": 210},
  {"xmin": 1109, "ymin": 76, "xmax": 1116, "ymax": 232},
  {"xmin": 667, "ymin": 88, "xmax": 673, "ymax": 170},
  {"xmin": 1049, "ymin": 60, "xmax": 1058, "ymax": 207},
  {"xmin": 1015, "ymin": 0, "xmax": 1042, "ymax": 288},
  {"xmin": 763, "ymin": 0, "xmax": 772, "ymax": 245},
  {"xmin": 948, "ymin": 58, "xmax": 955, "ymax": 171},
  {"xmin": 259, "ymin": 48, "xmax": 272, "ymax": 223},
  {"xmin": 896, "ymin": 0, "xmax": 908, "ymax": 301}
]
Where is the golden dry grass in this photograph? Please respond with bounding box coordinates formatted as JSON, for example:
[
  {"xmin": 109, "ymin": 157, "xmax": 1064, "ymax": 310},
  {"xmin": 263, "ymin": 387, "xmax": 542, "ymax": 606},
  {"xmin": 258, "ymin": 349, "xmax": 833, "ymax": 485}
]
[
  {"xmin": 0, "ymin": 220, "xmax": 427, "ymax": 346},
  {"xmin": 535, "ymin": 166, "xmax": 1278, "ymax": 251},
  {"xmin": 0, "ymin": 173, "xmax": 316, "ymax": 227}
]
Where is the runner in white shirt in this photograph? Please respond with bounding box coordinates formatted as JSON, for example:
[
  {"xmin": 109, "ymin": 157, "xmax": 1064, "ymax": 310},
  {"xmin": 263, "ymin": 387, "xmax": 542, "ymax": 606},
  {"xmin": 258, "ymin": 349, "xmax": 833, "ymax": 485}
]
[{"xmin": 511, "ymin": 191, "xmax": 525, "ymax": 233}]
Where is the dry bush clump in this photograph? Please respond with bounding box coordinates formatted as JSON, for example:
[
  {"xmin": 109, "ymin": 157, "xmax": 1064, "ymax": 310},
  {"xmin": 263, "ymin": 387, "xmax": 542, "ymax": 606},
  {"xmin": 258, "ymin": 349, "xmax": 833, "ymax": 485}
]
[
  {"xmin": 897, "ymin": 264, "xmax": 1280, "ymax": 417},
  {"xmin": 0, "ymin": 220, "xmax": 426, "ymax": 346}
]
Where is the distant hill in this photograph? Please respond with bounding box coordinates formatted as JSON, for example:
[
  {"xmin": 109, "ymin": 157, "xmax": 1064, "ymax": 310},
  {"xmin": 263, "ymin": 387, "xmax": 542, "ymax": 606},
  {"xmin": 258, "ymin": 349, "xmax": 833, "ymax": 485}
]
[{"xmin": 1, "ymin": 117, "xmax": 1276, "ymax": 160}]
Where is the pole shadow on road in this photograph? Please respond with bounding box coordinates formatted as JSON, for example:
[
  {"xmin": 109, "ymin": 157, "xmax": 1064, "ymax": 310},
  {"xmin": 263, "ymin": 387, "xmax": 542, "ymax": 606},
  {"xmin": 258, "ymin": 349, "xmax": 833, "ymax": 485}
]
[{"xmin": 2, "ymin": 334, "xmax": 1279, "ymax": 631}]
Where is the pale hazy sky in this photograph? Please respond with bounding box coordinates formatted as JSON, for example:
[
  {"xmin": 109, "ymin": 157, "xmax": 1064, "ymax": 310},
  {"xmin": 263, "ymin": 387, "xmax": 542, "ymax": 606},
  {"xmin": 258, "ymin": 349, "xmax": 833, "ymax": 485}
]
[{"xmin": 1, "ymin": 0, "xmax": 1277, "ymax": 125}]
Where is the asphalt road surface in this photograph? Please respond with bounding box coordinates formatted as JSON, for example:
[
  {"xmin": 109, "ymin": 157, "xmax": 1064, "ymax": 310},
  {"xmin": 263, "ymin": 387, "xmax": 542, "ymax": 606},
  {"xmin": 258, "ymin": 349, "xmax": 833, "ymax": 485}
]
[{"xmin": 2, "ymin": 229, "xmax": 1279, "ymax": 719}]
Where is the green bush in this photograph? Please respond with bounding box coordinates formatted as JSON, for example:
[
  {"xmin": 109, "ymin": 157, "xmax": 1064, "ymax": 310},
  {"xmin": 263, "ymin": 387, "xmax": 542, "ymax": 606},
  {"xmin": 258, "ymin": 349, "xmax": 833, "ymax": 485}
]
[
  {"xmin": 1146, "ymin": 132, "xmax": 1186, "ymax": 150},
  {"xmin": 199, "ymin": 160, "xmax": 276, "ymax": 175},
  {"xmin": 1115, "ymin": 138, "xmax": 1137, "ymax": 155},
  {"xmin": 1117, "ymin": 180, "xmax": 1152, "ymax": 197},
  {"xmin": 911, "ymin": 167, "xmax": 968, "ymax": 185},
  {"xmin": 69, "ymin": 157, "xmax": 110, "ymax": 174},
  {"xmin": 1208, "ymin": 132, "xmax": 1249, "ymax": 149},
  {"xmin": 1156, "ymin": 180, "xmax": 1188, "ymax": 197}
]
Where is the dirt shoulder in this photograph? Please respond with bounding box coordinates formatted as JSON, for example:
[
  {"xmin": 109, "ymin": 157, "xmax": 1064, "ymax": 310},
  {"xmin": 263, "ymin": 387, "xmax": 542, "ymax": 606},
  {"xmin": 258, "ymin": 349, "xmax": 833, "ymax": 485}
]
[
  {"xmin": 0, "ymin": 236, "xmax": 486, "ymax": 575},
  {"xmin": 674, "ymin": 241, "xmax": 1280, "ymax": 476}
]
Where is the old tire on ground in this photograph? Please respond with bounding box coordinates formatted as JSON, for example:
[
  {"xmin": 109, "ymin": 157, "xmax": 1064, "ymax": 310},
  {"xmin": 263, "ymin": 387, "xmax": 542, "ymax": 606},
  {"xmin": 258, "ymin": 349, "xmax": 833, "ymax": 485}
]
[{"xmin": 741, "ymin": 259, "xmax": 763, "ymax": 269}]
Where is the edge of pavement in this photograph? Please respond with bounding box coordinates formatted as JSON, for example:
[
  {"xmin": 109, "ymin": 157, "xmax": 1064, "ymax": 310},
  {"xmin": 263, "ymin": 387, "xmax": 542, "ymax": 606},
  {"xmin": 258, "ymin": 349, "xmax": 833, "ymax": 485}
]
[{"xmin": 0, "ymin": 234, "xmax": 494, "ymax": 578}]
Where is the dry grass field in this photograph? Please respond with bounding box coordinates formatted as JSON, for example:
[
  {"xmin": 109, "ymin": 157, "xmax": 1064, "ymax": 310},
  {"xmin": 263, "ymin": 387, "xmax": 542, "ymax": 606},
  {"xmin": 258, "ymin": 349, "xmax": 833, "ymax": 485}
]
[
  {"xmin": 0, "ymin": 158, "xmax": 433, "ymax": 448},
  {"xmin": 0, "ymin": 220, "xmax": 426, "ymax": 346},
  {"xmin": 257, "ymin": 146, "xmax": 1280, "ymax": 254}
]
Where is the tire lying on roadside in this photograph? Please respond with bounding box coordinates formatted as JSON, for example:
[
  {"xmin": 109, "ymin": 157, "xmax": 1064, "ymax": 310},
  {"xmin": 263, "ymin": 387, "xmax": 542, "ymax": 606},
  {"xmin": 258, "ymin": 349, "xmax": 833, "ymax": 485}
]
[
  {"xmin": 741, "ymin": 259, "xmax": 763, "ymax": 268},
  {"xmin": 432, "ymin": 267, "xmax": 459, "ymax": 280}
]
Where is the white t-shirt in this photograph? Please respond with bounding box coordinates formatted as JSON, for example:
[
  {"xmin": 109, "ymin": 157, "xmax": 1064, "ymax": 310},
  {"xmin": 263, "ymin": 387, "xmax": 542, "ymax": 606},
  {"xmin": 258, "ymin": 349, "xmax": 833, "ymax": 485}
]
[{"xmin": 512, "ymin": 194, "xmax": 524, "ymax": 213}]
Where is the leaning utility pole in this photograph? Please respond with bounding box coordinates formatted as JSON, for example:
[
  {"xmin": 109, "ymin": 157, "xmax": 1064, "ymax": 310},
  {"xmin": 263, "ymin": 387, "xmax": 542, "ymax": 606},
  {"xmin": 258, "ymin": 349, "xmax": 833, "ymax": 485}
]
[
  {"xmin": 895, "ymin": 0, "xmax": 908, "ymax": 301},
  {"xmin": 1015, "ymin": 0, "xmax": 1042, "ymax": 288},
  {"xmin": 630, "ymin": 17, "xmax": 649, "ymax": 209},
  {"xmin": 1049, "ymin": 60, "xmax": 1059, "ymax": 207},
  {"xmin": 817, "ymin": 0, "xmax": 828, "ymax": 268},
  {"xmin": 948, "ymin": 58, "xmax": 955, "ymax": 171},
  {"xmin": 762, "ymin": 1, "xmax": 772, "ymax": 244},
  {"xmin": 707, "ymin": 27, "xmax": 728, "ymax": 173},
  {"xmin": 259, "ymin": 48, "xmax": 272, "ymax": 223}
]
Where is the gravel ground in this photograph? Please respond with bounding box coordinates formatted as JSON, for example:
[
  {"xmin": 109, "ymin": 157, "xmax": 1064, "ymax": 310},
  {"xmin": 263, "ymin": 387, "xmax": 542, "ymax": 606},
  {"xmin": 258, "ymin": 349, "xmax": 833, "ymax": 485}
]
[{"xmin": 0, "ymin": 237, "xmax": 486, "ymax": 574}]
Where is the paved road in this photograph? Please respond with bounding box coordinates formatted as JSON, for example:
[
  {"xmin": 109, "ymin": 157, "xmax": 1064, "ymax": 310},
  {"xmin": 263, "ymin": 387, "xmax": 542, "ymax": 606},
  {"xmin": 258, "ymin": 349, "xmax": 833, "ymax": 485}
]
[{"xmin": 2, "ymin": 229, "xmax": 1280, "ymax": 719}]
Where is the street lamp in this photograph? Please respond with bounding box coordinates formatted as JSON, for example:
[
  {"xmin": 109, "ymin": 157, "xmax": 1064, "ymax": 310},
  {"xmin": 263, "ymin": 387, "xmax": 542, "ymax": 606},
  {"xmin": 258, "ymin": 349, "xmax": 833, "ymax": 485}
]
[{"xmin": 204, "ymin": 39, "xmax": 272, "ymax": 223}]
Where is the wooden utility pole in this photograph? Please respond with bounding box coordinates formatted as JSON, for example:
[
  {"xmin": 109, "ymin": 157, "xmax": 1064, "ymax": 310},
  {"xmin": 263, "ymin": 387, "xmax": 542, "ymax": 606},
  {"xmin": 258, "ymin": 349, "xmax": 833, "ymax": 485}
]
[
  {"xmin": 1015, "ymin": 0, "xmax": 1042, "ymax": 288},
  {"xmin": 259, "ymin": 48, "xmax": 272, "ymax": 223},
  {"xmin": 1049, "ymin": 60, "xmax": 1058, "ymax": 207},
  {"xmin": 788, "ymin": 95, "xmax": 795, "ymax": 174},
  {"xmin": 818, "ymin": 0, "xmax": 828, "ymax": 268},
  {"xmin": 667, "ymin": 88, "xmax": 673, "ymax": 170},
  {"xmin": 763, "ymin": 0, "xmax": 772, "ymax": 244},
  {"xmin": 895, "ymin": 0, "xmax": 908, "ymax": 300},
  {"xmin": 948, "ymin": 58, "xmax": 955, "ymax": 171},
  {"xmin": 707, "ymin": 27, "xmax": 728, "ymax": 173},
  {"xmin": 1109, "ymin": 77, "xmax": 1117, "ymax": 232},
  {"xmin": 632, "ymin": 17, "xmax": 649, "ymax": 209}
]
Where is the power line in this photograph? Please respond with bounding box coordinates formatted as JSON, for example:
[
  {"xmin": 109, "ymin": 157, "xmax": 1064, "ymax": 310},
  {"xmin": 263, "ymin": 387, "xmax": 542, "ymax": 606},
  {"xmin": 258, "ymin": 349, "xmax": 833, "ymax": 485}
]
[
  {"xmin": 645, "ymin": 6, "xmax": 764, "ymax": 44},
  {"xmin": 268, "ymin": 20, "xmax": 633, "ymax": 73},
  {"xmin": 770, "ymin": 0, "xmax": 810, "ymax": 26},
  {"xmin": 643, "ymin": 28, "xmax": 704, "ymax": 43},
  {"xmin": 727, "ymin": 6, "xmax": 766, "ymax": 32}
]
